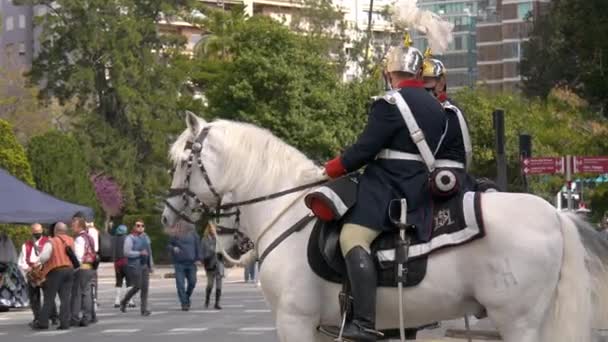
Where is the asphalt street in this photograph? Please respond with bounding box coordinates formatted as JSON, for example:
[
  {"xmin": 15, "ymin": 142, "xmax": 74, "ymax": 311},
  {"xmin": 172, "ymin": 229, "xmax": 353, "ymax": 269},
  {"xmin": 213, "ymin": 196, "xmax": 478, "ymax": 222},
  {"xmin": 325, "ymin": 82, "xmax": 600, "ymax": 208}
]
[{"xmin": 0, "ymin": 268, "xmax": 492, "ymax": 342}]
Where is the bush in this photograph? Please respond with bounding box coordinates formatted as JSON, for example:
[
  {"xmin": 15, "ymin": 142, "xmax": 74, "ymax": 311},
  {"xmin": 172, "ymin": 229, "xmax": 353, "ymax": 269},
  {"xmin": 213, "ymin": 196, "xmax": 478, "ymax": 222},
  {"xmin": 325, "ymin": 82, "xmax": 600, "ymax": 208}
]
[
  {"xmin": 0, "ymin": 225, "xmax": 30, "ymax": 252},
  {"xmin": 27, "ymin": 131, "xmax": 98, "ymax": 210},
  {"xmin": 121, "ymin": 214, "xmax": 170, "ymax": 264},
  {"xmin": 0, "ymin": 119, "xmax": 34, "ymax": 186}
]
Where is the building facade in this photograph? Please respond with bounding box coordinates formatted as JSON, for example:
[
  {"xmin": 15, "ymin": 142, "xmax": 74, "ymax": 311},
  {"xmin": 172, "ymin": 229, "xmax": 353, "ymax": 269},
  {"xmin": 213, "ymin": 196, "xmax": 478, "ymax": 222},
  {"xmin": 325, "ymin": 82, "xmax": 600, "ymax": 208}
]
[
  {"xmin": 476, "ymin": 0, "xmax": 551, "ymax": 92},
  {"xmin": 0, "ymin": 0, "xmax": 46, "ymax": 71}
]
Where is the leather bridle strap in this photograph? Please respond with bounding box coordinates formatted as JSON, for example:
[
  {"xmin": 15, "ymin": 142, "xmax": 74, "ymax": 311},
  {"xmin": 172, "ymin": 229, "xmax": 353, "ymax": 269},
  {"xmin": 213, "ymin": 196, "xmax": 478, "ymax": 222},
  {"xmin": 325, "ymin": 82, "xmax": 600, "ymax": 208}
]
[
  {"xmin": 258, "ymin": 214, "xmax": 316, "ymax": 267},
  {"xmin": 218, "ymin": 179, "xmax": 327, "ymax": 210}
]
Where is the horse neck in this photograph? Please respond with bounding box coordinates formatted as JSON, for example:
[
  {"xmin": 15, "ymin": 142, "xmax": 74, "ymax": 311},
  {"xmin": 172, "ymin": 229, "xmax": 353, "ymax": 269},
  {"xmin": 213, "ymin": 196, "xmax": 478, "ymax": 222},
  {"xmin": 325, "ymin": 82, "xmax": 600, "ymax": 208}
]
[{"xmin": 230, "ymin": 177, "xmax": 313, "ymax": 254}]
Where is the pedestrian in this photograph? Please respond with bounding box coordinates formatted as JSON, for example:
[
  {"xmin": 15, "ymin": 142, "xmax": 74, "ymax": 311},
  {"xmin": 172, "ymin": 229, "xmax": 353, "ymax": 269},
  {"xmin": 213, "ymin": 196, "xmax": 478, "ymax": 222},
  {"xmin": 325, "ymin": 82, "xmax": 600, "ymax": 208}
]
[
  {"xmin": 112, "ymin": 224, "xmax": 134, "ymax": 308},
  {"xmin": 168, "ymin": 221, "xmax": 201, "ymax": 311},
  {"xmin": 201, "ymin": 223, "xmax": 224, "ymax": 310},
  {"xmin": 120, "ymin": 219, "xmax": 153, "ymax": 316},
  {"xmin": 33, "ymin": 222, "xmax": 75, "ymax": 330},
  {"xmin": 70, "ymin": 217, "xmax": 96, "ymax": 327},
  {"xmin": 17, "ymin": 223, "xmax": 50, "ymax": 327},
  {"xmin": 85, "ymin": 221, "xmax": 99, "ymax": 321}
]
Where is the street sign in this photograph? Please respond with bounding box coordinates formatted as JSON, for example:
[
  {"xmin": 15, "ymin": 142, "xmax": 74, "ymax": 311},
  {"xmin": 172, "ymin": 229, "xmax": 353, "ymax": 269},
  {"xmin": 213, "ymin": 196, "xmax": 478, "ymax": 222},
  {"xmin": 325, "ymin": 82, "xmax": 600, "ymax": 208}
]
[
  {"xmin": 573, "ymin": 156, "xmax": 608, "ymax": 174},
  {"xmin": 522, "ymin": 157, "xmax": 565, "ymax": 175}
]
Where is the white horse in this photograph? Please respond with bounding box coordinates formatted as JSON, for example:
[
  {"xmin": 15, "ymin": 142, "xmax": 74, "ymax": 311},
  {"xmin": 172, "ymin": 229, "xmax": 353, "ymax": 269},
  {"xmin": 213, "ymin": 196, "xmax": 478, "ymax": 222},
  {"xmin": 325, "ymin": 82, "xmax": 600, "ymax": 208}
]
[{"xmin": 162, "ymin": 112, "xmax": 608, "ymax": 342}]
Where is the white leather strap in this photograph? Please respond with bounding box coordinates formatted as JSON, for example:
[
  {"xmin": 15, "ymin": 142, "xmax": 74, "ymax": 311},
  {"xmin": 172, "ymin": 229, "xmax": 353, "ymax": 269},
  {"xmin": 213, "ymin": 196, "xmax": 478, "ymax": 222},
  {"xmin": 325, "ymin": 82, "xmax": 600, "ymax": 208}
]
[
  {"xmin": 383, "ymin": 91, "xmax": 436, "ymax": 172},
  {"xmin": 444, "ymin": 101, "xmax": 472, "ymax": 171},
  {"xmin": 376, "ymin": 149, "xmax": 423, "ymax": 162},
  {"xmin": 435, "ymin": 159, "xmax": 465, "ymax": 169}
]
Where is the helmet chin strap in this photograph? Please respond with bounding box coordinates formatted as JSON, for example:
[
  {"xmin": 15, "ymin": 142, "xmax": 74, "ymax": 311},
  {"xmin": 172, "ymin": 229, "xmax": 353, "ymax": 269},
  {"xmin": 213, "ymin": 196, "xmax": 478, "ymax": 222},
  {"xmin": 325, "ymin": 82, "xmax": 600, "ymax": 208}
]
[{"xmin": 383, "ymin": 71, "xmax": 393, "ymax": 91}]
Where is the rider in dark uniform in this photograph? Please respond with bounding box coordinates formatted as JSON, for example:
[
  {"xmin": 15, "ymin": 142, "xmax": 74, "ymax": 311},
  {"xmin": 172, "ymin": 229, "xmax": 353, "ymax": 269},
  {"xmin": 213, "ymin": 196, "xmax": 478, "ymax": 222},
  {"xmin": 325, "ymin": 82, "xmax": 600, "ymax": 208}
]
[
  {"xmin": 423, "ymin": 52, "xmax": 499, "ymax": 193},
  {"xmin": 321, "ymin": 37, "xmax": 448, "ymax": 341}
]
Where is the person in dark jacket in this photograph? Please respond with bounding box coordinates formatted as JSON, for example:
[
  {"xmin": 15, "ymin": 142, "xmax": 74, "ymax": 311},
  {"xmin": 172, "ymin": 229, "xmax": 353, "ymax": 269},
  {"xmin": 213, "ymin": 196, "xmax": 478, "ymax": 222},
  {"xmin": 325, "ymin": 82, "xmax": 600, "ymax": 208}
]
[
  {"xmin": 317, "ymin": 36, "xmax": 449, "ymax": 341},
  {"xmin": 168, "ymin": 221, "xmax": 201, "ymax": 311},
  {"xmin": 423, "ymin": 55, "xmax": 499, "ymax": 193},
  {"xmin": 201, "ymin": 223, "xmax": 224, "ymax": 310},
  {"xmin": 112, "ymin": 225, "xmax": 134, "ymax": 308},
  {"xmin": 119, "ymin": 220, "xmax": 153, "ymax": 316}
]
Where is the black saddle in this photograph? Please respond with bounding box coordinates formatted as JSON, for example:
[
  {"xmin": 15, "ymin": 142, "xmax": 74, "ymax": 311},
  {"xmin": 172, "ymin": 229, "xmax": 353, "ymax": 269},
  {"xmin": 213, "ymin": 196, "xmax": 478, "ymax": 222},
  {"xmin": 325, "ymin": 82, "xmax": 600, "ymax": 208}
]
[{"xmin": 307, "ymin": 191, "xmax": 485, "ymax": 287}]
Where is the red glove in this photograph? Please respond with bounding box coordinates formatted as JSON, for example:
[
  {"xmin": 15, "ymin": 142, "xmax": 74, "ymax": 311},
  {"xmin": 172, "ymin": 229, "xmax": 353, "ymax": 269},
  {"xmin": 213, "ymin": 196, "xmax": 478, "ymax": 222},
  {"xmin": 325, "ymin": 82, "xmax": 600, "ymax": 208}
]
[
  {"xmin": 324, "ymin": 157, "xmax": 346, "ymax": 179},
  {"xmin": 310, "ymin": 198, "xmax": 335, "ymax": 221}
]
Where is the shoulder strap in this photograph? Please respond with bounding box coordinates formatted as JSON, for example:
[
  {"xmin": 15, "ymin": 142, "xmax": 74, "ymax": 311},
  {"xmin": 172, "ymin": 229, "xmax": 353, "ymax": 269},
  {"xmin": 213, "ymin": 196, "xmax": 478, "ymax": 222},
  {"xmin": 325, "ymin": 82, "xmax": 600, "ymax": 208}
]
[
  {"xmin": 382, "ymin": 90, "xmax": 436, "ymax": 172},
  {"xmin": 444, "ymin": 101, "xmax": 472, "ymax": 170}
]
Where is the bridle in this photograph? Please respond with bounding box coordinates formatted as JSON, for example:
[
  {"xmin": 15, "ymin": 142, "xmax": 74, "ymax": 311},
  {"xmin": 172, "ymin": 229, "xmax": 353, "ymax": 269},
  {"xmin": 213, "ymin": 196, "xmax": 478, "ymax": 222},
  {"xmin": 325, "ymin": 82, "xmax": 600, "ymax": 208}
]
[{"xmin": 164, "ymin": 125, "xmax": 327, "ymax": 226}]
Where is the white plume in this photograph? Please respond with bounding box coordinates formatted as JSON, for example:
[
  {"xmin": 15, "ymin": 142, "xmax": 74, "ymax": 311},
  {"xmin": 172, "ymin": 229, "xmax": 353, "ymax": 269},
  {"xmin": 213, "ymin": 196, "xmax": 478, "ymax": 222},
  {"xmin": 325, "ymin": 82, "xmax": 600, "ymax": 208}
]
[{"xmin": 390, "ymin": 0, "xmax": 454, "ymax": 54}]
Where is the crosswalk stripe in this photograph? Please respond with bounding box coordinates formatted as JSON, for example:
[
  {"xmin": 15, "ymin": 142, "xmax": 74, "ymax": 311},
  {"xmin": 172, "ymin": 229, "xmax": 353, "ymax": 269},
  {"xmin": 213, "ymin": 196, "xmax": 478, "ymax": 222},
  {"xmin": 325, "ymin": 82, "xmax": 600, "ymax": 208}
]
[
  {"xmin": 169, "ymin": 328, "xmax": 208, "ymax": 332},
  {"xmin": 244, "ymin": 309, "xmax": 271, "ymax": 313},
  {"xmin": 101, "ymin": 329, "xmax": 140, "ymax": 333},
  {"xmin": 30, "ymin": 330, "xmax": 70, "ymax": 336},
  {"xmin": 239, "ymin": 327, "xmax": 276, "ymax": 331}
]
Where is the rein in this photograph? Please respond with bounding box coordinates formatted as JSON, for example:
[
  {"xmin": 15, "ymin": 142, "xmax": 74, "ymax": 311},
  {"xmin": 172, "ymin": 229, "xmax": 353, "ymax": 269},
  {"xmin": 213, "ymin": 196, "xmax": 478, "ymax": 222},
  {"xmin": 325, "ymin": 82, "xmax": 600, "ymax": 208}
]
[{"xmin": 165, "ymin": 124, "xmax": 328, "ymax": 268}]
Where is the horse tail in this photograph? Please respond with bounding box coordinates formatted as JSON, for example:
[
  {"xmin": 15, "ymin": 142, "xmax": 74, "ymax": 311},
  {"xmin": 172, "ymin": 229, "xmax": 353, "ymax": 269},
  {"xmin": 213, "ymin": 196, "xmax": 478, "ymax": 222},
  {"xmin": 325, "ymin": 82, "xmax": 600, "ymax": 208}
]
[
  {"xmin": 540, "ymin": 213, "xmax": 593, "ymax": 342},
  {"xmin": 567, "ymin": 214, "xmax": 608, "ymax": 330}
]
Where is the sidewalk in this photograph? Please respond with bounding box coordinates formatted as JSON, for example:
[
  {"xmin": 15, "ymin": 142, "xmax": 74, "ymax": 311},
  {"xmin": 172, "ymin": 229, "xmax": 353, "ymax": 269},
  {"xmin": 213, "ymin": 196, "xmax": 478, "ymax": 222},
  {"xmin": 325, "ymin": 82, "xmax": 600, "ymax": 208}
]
[{"xmin": 97, "ymin": 262, "xmax": 247, "ymax": 282}]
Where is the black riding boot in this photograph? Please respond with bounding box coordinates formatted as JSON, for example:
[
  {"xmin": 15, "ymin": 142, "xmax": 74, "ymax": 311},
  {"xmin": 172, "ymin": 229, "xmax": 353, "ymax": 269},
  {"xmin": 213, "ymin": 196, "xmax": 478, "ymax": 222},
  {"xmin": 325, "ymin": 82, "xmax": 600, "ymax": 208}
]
[
  {"xmin": 205, "ymin": 288, "xmax": 212, "ymax": 309},
  {"xmin": 339, "ymin": 246, "xmax": 380, "ymax": 342},
  {"xmin": 214, "ymin": 290, "xmax": 222, "ymax": 310}
]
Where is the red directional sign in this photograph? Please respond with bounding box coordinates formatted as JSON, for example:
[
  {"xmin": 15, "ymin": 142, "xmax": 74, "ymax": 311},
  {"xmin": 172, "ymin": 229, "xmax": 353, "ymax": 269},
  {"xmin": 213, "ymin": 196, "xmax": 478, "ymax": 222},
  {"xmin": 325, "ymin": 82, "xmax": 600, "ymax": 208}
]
[
  {"xmin": 522, "ymin": 157, "xmax": 565, "ymax": 175},
  {"xmin": 574, "ymin": 156, "xmax": 608, "ymax": 173}
]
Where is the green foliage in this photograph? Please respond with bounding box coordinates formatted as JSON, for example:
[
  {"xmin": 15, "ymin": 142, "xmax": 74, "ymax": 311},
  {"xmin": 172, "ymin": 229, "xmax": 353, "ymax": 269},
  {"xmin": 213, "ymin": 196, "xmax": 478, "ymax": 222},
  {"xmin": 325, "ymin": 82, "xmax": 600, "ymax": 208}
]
[
  {"xmin": 121, "ymin": 214, "xmax": 170, "ymax": 264},
  {"xmin": 589, "ymin": 183, "xmax": 608, "ymax": 223},
  {"xmin": 27, "ymin": 131, "xmax": 98, "ymax": 210},
  {"xmin": 0, "ymin": 225, "xmax": 30, "ymax": 251},
  {"xmin": 521, "ymin": 0, "xmax": 608, "ymax": 114},
  {"xmin": 453, "ymin": 88, "xmax": 607, "ymax": 200},
  {"xmin": 0, "ymin": 119, "xmax": 34, "ymax": 186},
  {"xmin": 26, "ymin": 0, "xmax": 200, "ymax": 213},
  {"xmin": 193, "ymin": 13, "xmax": 381, "ymax": 160}
]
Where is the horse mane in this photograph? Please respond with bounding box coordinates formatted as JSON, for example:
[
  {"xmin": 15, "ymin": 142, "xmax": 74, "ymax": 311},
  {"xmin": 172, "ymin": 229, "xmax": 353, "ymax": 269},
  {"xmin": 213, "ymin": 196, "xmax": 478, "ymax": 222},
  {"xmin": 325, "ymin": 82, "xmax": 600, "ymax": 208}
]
[{"xmin": 169, "ymin": 119, "xmax": 323, "ymax": 196}]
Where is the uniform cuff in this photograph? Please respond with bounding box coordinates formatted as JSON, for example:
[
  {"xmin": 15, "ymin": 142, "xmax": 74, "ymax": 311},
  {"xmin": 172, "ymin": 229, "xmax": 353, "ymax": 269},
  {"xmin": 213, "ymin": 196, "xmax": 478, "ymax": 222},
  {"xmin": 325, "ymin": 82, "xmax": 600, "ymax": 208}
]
[{"xmin": 324, "ymin": 157, "xmax": 347, "ymax": 179}]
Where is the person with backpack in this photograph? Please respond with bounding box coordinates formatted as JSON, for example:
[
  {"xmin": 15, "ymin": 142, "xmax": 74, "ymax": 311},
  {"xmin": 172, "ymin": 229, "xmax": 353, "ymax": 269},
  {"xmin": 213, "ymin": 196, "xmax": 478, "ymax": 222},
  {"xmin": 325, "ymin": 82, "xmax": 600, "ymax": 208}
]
[
  {"xmin": 112, "ymin": 224, "xmax": 135, "ymax": 308},
  {"xmin": 201, "ymin": 223, "xmax": 224, "ymax": 310},
  {"xmin": 70, "ymin": 217, "xmax": 96, "ymax": 327}
]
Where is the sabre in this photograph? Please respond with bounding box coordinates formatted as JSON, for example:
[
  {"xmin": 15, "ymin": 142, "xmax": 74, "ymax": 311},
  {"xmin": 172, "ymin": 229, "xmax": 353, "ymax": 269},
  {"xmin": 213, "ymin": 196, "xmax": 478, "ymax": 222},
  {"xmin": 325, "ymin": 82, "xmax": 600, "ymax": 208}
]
[{"xmin": 391, "ymin": 198, "xmax": 411, "ymax": 342}]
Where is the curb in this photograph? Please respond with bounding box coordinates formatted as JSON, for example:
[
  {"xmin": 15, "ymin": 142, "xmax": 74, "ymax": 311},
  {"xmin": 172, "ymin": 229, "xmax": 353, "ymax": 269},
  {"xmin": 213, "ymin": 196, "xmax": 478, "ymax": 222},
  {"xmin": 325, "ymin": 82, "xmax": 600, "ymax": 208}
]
[{"xmin": 445, "ymin": 329, "xmax": 501, "ymax": 340}]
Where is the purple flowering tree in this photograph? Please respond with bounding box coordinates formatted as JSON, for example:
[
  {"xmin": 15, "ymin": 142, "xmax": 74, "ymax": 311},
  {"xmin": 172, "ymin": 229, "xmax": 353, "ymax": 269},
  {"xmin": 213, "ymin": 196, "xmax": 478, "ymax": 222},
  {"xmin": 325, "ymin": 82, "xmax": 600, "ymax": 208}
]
[{"xmin": 91, "ymin": 173, "xmax": 124, "ymax": 231}]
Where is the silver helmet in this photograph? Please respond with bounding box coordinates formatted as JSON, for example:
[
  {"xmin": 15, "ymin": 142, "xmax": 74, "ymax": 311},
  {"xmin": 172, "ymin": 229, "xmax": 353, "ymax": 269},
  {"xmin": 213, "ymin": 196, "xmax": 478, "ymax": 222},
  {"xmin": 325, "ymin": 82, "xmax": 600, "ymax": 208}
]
[
  {"xmin": 422, "ymin": 48, "xmax": 446, "ymax": 78},
  {"xmin": 385, "ymin": 32, "xmax": 424, "ymax": 75}
]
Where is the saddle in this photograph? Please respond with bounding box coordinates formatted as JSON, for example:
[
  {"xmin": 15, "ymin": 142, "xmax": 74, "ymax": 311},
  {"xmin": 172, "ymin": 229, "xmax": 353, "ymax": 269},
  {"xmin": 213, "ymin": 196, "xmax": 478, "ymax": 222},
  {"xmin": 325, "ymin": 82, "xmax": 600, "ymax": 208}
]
[{"xmin": 306, "ymin": 176, "xmax": 485, "ymax": 288}]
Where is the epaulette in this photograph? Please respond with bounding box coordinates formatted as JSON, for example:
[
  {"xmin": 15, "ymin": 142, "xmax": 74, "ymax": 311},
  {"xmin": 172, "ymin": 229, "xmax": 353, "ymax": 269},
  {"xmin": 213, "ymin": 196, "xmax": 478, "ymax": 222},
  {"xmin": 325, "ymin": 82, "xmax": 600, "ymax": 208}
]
[{"xmin": 371, "ymin": 90, "xmax": 399, "ymax": 105}]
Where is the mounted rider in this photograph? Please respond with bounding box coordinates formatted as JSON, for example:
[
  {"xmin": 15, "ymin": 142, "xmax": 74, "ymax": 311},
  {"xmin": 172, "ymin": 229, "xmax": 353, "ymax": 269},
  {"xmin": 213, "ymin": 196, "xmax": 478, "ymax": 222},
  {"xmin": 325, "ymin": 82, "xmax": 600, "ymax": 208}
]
[
  {"xmin": 423, "ymin": 51, "xmax": 499, "ymax": 192},
  {"xmin": 319, "ymin": 34, "xmax": 449, "ymax": 342}
]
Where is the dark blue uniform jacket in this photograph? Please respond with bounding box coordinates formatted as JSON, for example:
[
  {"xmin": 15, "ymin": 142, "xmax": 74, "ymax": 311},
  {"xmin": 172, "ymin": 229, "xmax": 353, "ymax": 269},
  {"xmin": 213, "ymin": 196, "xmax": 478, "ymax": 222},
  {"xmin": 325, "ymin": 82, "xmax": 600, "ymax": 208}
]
[{"xmin": 340, "ymin": 84, "xmax": 447, "ymax": 241}]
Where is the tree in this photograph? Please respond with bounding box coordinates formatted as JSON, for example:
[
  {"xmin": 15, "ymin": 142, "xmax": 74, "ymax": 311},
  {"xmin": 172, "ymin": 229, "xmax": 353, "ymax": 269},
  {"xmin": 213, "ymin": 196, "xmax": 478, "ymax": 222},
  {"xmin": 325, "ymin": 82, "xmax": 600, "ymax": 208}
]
[
  {"xmin": 521, "ymin": 0, "xmax": 608, "ymax": 115},
  {"xmin": 91, "ymin": 173, "xmax": 124, "ymax": 231},
  {"xmin": 192, "ymin": 14, "xmax": 381, "ymax": 161},
  {"xmin": 27, "ymin": 131, "xmax": 97, "ymax": 209},
  {"xmin": 0, "ymin": 67, "xmax": 65, "ymax": 144},
  {"xmin": 0, "ymin": 119, "xmax": 34, "ymax": 248},
  {"xmin": 453, "ymin": 87, "xmax": 607, "ymax": 200},
  {"xmin": 25, "ymin": 0, "xmax": 200, "ymax": 212},
  {"xmin": 0, "ymin": 119, "xmax": 34, "ymax": 186}
]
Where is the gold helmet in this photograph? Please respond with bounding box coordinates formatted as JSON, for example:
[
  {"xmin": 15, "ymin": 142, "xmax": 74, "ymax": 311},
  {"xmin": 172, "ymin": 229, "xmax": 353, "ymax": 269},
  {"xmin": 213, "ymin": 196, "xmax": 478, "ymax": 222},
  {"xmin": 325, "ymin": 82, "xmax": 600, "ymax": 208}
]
[
  {"xmin": 422, "ymin": 48, "xmax": 446, "ymax": 78},
  {"xmin": 385, "ymin": 32, "xmax": 424, "ymax": 75}
]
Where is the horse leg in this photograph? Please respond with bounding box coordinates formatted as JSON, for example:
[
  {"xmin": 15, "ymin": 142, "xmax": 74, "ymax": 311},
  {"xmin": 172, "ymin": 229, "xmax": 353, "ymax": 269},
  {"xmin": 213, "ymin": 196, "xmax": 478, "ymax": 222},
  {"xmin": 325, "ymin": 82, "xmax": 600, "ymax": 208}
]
[{"xmin": 275, "ymin": 310, "xmax": 322, "ymax": 342}]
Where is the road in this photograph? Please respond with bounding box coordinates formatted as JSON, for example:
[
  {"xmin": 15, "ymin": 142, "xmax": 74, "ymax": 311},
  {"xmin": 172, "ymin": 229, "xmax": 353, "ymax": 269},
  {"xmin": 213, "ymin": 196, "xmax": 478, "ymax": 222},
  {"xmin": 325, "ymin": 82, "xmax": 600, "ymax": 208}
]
[{"xmin": 0, "ymin": 267, "xmax": 491, "ymax": 342}]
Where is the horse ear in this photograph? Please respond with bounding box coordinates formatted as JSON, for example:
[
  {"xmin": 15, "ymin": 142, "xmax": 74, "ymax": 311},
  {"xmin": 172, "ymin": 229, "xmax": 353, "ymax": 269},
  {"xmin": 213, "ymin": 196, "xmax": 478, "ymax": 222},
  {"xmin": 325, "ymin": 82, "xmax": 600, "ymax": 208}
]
[{"xmin": 185, "ymin": 111, "xmax": 205, "ymax": 134}]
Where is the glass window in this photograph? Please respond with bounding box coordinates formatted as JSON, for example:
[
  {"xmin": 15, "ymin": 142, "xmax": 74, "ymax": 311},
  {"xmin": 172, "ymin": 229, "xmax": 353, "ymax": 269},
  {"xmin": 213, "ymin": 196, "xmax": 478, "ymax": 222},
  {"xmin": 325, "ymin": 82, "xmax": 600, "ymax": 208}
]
[
  {"xmin": 502, "ymin": 42, "xmax": 520, "ymax": 59},
  {"xmin": 455, "ymin": 36, "xmax": 463, "ymax": 50},
  {"xmin": 19, "ymin": 15, "xmax": 26, "ymax": 29},
  {"xmin": 5, "ymin": 16, "xmax": 14, "ymax": 31},
  {"xmin": 517, "ymin": 2, "xmax": 533, "ymax": 20},
  {"xmin": 18, "ymin": 42, "xmax": 26, "ymax": 55}
]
